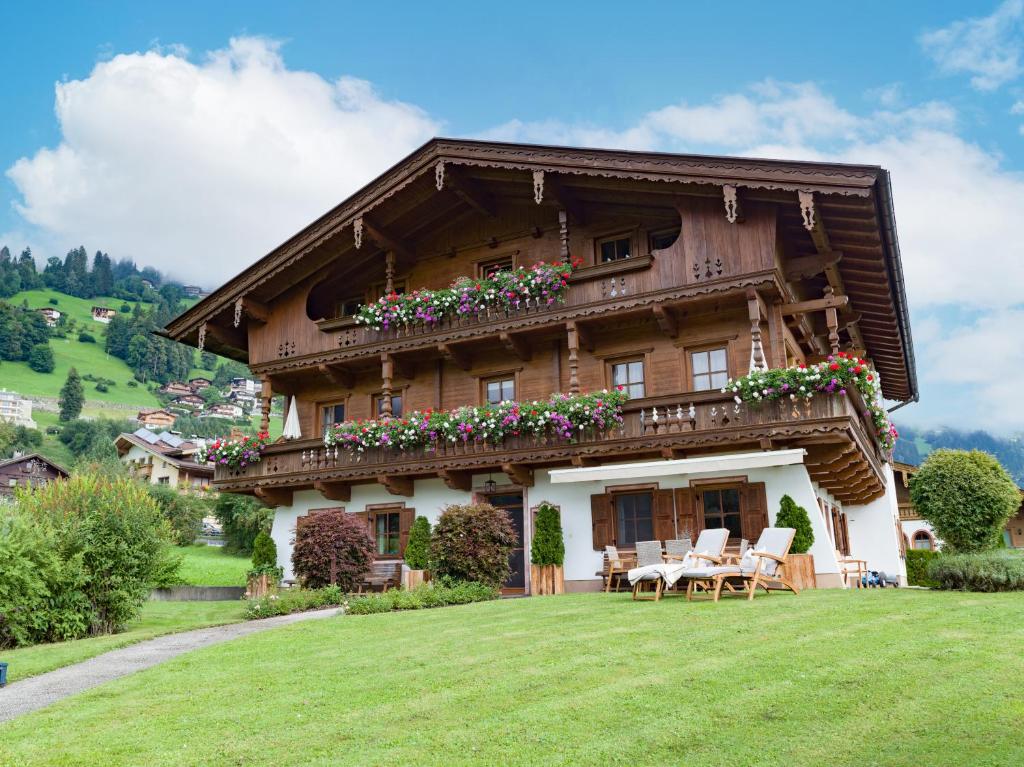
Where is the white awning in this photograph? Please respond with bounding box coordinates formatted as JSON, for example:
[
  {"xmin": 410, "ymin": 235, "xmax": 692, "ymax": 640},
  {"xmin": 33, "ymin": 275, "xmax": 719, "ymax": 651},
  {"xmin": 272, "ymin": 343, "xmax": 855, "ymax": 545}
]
[{"xmin": 548, "ymin": 449, "xmax": 807, "ymax": 484}]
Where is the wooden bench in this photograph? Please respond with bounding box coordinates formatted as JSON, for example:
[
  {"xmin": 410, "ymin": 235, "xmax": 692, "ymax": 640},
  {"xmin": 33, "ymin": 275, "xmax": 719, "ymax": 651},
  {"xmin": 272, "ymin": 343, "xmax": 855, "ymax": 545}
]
[{"xmin": 358, "ymin": 560, "xmax": 404, "ymax": 593}]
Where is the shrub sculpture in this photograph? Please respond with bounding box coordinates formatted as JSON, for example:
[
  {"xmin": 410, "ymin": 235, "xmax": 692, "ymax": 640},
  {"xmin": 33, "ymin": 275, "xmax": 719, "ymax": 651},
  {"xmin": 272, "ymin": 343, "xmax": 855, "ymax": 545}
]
[
  {"xmin": 909, "ymin": 449, "xmax": 1020, "ymax": 553},
  {"xmin": 430, "ymin": 503, "xmax": 518, "ymax": 588},
  {"xmin": 928, "ymin": 550, "xmax": 1024, "ymax": 592},
  {"xmin": 291, "ymin": 510, "xmax": 374, "ymax": 590},
  {"xmin": 404, "ymin": 516, "xmax": 432, "ymax": 570},
  {"xmin": 530, "ymin": 502, "xmax": 565, "ymax": 567},
  {"xmin": 775, "ymin": 495, "xmax": 814, "ymax": 554}
]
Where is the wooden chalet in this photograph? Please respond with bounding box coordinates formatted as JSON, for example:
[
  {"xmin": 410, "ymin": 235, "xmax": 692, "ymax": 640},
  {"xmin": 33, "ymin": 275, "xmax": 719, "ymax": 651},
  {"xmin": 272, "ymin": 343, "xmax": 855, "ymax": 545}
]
[
  {"xmin": 0, "ymin": 453, "xmax": 69, "ymax": 497},
  {"xmin": 164, "ymin": 138, "xmax": 916, "ymax": 591}
]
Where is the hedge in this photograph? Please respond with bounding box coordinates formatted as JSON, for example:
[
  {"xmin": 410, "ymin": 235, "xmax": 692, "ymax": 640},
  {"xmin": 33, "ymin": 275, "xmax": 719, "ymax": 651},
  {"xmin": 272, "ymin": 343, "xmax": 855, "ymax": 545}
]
[{"xmin": 905, "ymin": 549, "xmax": 940, "ymax": 587}]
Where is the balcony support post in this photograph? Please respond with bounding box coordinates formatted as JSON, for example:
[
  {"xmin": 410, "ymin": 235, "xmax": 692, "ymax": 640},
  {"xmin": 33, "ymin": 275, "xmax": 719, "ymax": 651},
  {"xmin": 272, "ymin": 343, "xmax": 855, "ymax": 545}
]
[
  {"xmin": 380, "ymin": 352, "xmax": 393, "ymax": 418},
  {"xmin": 259, "ymin": 376, "xmax": 272, "ymax": 434},
  {"xmin": 746, "ymin": 288, "xmax": 767, "ymax": 372},
  {"xmin": 566, "ymin": 321, "xmax": 581, "ymax": 394},
  {"xmin": 384, "ymin": 250, "xmax": 396, "ymax": 295},
  {"xmin": 824, "ymin": 287, "xmax": 841, "ymax": 355}
]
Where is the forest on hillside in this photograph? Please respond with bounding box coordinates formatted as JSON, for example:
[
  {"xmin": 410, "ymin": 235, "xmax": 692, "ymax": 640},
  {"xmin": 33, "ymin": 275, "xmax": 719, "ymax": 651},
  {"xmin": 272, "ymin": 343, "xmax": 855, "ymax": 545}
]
[{"xmin": 893, "ymin": 422, "xmax": 1024, "ymax": 485}]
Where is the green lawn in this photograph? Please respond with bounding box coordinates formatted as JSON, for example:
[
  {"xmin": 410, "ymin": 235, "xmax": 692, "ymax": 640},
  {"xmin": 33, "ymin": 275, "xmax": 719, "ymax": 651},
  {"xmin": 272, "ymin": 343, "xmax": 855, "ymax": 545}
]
[
  {"xmin": 175, "ymin": 544, "xmax": 251, "ymax": 586},
  {"xmin": 0, "ymin": 600, "xmax": 246, "ymax": 684},
  {"xmin": 1, "ymin": 590, "xmax": 1022, "ymax": 766}
]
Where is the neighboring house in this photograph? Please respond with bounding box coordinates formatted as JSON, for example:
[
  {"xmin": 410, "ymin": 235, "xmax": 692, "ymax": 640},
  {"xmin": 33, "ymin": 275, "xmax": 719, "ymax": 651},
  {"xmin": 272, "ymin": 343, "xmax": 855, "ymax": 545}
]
[
  {"xmin": 229, "ymin": 377, "xmax": 260, "ymax": 395},
  {"xmin": 207, "ymin": 403, "xmax": 244, "ymax": 419},
  {"xmin": 163, "ymin": 138, "xmax": 917, "ymax": 592},
  {"xmin": 38, "ymin": 307, "xmax": 61, "ymax": 327},
  {"xmin": 140, "ymin": 278, "xmax": 155, "ymax": 289},
  {"xmin": 91, "ymin": 306, "xmax": 117, "ymax": 323},
  {"xmin": 171, "ymin": 394, "xmax": 206, "ymax": 410},
  {"xmin": 227, "ymin": 390, "xmax": 256, "ymax": 410},
  {"xmin": 189, "ymin": 377, "xmax": 213, "ymax": 391},
  {"xmin": 137, "ymin": 408, "xmax": 177, "ymax": 429},
  {"xmin": 114, "ymin": 428, "xmax": 213, "ymax": 489},
  {"xmin": 158, "ymin": 381, "xmax": 194, "ymax": 397},
  {"xmin": 183, "ymin": 285, "xmax": 203, "ymax": 298},
  {"xmin": 0, "ymin": 390, "xmax": 37, "ymax": 429},
  {"xmin": 894, "ymin": 461, "xmax": 1024, "ymax": 550},
  {"xmin": 0, "ymin": 453, "xmax": 68, "ymax": 497}
]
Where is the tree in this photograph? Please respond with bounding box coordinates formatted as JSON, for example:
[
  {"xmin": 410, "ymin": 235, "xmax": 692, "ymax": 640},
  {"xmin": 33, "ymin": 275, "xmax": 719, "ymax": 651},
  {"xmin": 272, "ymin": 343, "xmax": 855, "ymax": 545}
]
[
  {"xmin": 200, "ymin": 351, "xmax": 218, "ymax": 370},
  {"xmin": 0, "ymin": 421, "xmax": 43, "ymax": 459},
  {"xmin": 431, "ymin": 503, "xmax": 518, "ymax": 587},
  {"xmin": 404, "ymin": 516, "xmax": 432, "ymax": 570},
  {"xmin": 530, "ymin": 502, "xmax": 565, "ymax": 566},
  {"xmin": 291, "ymin": 510, "xmax": 374, "ymax": 590},
  {"xmin": 251, "ymin": 531, "xmax": 279, "ymax": 573},
  {"xmin": 28, "ymin": 342, "xmax": 55, "ymax": 373},
  {"xmin": 775, "ymin": 495, "xmax": 814, "ymax": 554},
  {"xmin": 910, "ymin": 449, "xmax": 1020, "ymax": 553},
  {"xmin": 213, "ymin": 493, "xmax": 273, "ymax": 554},
  {"xmin": 58, "ymin": 367, "xmax": 85, "ymax": 421}
]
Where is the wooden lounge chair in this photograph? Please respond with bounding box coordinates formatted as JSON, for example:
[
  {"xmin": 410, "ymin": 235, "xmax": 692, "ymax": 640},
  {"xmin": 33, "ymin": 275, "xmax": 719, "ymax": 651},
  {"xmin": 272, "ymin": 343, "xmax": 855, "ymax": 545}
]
[
  {"xmin": 837, "ymin": 550, "xmax": 868, "ymax": 589},
  {"xmin": 628, "ymin": 541, "xmax": 668, "ymax": 600},
  {"xmin": 602, "ymin": 545, "xmax": 634, "ymax": 593},
  {"xmin": 681, "ymin": 527, "xmax": 798, "ymax": 602},
  {"xmin": 663, "ymin": 538, "xmax": 692, "ymax": 562},
  {"xmin": 630, "ymin": 529, "xmax": 729, "ymax": 601}
]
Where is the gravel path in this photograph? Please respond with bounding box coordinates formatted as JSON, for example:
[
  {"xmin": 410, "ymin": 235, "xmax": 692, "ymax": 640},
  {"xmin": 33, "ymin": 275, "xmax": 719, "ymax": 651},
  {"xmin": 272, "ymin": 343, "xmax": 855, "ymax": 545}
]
[{"xmin": 0, "ymin": 607, "xmax": 341, "ymax": 723}]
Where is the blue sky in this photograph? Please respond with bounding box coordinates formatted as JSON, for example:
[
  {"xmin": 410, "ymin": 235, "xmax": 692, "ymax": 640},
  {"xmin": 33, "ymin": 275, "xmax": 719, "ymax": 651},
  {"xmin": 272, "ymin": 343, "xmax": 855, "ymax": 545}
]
[{"xmin": 1, "ymin": 1, "xmax": 1023, "ymax": 433}]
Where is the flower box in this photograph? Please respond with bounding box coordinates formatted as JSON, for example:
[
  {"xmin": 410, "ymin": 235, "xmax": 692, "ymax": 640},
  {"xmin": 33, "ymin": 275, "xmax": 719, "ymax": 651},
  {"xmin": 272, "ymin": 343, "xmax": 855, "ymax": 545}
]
[{"xmin": 205, "ymin": 432, "xmax": 269, "ymax": 470}]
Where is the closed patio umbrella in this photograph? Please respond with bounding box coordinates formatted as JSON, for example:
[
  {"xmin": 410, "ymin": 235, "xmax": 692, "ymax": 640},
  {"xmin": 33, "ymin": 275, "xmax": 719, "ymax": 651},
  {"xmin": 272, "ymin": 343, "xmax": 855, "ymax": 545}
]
[{"xmin": 282, "ymin": 396, "xmax": 302, "ymax": 440}]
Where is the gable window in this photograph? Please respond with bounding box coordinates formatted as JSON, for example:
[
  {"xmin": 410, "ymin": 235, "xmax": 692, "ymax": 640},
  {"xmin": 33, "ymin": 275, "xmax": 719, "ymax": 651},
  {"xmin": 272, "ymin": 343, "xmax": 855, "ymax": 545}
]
[
  {"xmin": 648, "ymin": 228, "xmax": 680, "ymax": 251},
  {"xmin": 701, "ymin": 487, "xmax": 743, "ymax": 539},
  {"xmin": 321, "ymin": 402, "xmax": 346, "ymax": 433},
  {"xmin": 477, "ymin": 257, "xmax": 515, "ymax": 279},
  {"xmin": 375, "ymin": 394, "xmax": 403, "ymax": 418},
  {"xmin": 691, "ymin": 348, "xmax": 729, "ymax": 391},
  {"xmin": 597, "ymin": 234, "xmax": 632, "ymax": 263},
  {"xmin": 374, "ymin": 511, "xmax": 402, "ymax": 556},
  {"xmin": 615, "ymin": 492, "xmax": 654, "ymax": 547},
  {"xmin": 485, "ymin": 377, "xmax": 515, "ymax": 404},
  {"xmin": 611, "ymin": 359, "xmax": 645, "ymax": 399}
]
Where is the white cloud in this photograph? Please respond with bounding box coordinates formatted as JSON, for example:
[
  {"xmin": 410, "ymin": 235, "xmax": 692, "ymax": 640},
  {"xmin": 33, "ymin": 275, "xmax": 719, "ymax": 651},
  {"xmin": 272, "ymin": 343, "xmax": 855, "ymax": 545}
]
[
  {"xmin": 920, "ymin": 0, "xmax": 1024, "ymax": 91},
  {"xmin": 6, "ymin": 37, "xmax": 440, "ymax": 285}
]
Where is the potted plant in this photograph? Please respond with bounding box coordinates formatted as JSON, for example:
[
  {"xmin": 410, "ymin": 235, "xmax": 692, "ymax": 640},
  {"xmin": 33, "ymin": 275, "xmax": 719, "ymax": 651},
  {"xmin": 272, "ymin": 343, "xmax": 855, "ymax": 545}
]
[
  {"xmin": 246, "ymin": 530, "xmax": 283, "ymax": 599},
  {"xmin": 530, "ymin": 502, "xmax": 565, "ymax": 595},
  {"xmin": 775, "ymin": 495, "xmax": 816, "ymax": 590},
  {"xmin": 403, "ymin": 515, "xmax": 432, "ymax": 589}
]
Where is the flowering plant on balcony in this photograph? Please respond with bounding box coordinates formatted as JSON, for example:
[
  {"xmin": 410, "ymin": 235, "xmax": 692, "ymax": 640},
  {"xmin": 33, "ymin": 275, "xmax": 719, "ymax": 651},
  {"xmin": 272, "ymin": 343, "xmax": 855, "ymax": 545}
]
[
  {"xmin": 324, "ymin": 388, "xmax": 628, "ymax": 453},
  {"xmin": 204, "ymin": 432, "xmax": 270, "ymax": 470},
  {"xmin": 353, "ymin": 258, "xmax": 580, "ymax": 331},
  {"xmin": 724, "ymin": 352, "xmax": 898, "ymax": 452}
]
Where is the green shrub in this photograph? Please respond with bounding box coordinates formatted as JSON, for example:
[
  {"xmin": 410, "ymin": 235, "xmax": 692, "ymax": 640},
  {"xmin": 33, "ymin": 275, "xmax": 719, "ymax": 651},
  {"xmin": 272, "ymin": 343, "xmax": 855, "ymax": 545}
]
[
  {"xmin": 250, "ymin": 530, "xmax": 281, "ymax": 578},
  {"xmin": 431, "ymin": 503, "xmax": 517, "ymax": 588},
  {"xmin": 28, "ymin": 342, "xmax": 55, "ymax": 373},
  {"xmin": 404, "ymin": 516, "xmax": 431, "ymax": 570},
  {"xmin": 148, "ymin": 484, "xmax": 207, "ymax": 546},
  {"xmin": 928, "ymin": 550, "xmax": 1024, "ymax": 592},
  {"xmin": 530, "ymin": 501, "xmax": 565, "ymax": 566},
  {"xmin": 244, "ymin": 585, "xmax": 344, "ymax": 619},
  {"xmin": 126, "ymin": 380, "xmax": 138, "ymax": 388},
  {"xmin": 775, "ymin": 495, "xmax": 814, "ymax": 554},
  {"xmin": 345, "ymin": 581, "xmax": 499, "ymax": 615},
  {"xmin": 95, "ymin": 382, "xmax": 108, "ymax": 392},
  {"xmin": 47, "ymin": 297, "xmax": 58, "ymax": 305},
  {"xmin": 905, "ymin": 549, "xmax": 940, "ymax": 587},
  {"xmin": 213, "ymin": 492, "xmax": 273, "ymax": 554},
  {"xmin": 77, "ymin": 331, "xmax": 96, "ymax": 343},
  {"xmin": 910, "ymin": 449, "xmax": 1019, "ymax": 553}
]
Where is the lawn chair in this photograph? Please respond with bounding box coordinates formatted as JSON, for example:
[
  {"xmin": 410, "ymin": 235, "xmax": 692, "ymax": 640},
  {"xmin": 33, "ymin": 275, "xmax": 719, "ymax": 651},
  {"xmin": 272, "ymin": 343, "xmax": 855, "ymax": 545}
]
[
  {"xmin": 663, "ymin": 538, "xmax": 692, "ymax": 562},
  {"xmin": 603, "ymin": 545, "xmax": 633, "ymax": 593},
  {"xmin": 627, "ymin": 541, "xmax": 668, "ymax": 600},
  {"xmin": 680, "ymin": 527, "xmax": 798, "ymax": 602},
  {"xmin": 837, "ymin": 550, "xmax": 867, "ymax": 589},
  {"xmin": 657, "ymin": 528, "xmax": 730, "ymax": 596}
]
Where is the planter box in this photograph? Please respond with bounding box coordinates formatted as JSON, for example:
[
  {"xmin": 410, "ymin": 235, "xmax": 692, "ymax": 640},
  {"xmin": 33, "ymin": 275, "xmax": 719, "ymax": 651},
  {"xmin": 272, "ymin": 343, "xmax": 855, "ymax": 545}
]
[
  {"xmin": 403, "ymin": 569, "xmax": 428, "ymax": 590},
  {"xmin": 246, "ymin": 573, "xmax": 275, "ymax": 599},
  {"xmin": 530, "ymin": 564, "xmax": 565, "ymax": 595},
  {"xmin": 783, "ymin": 553, "xmax": 817, "ymax": 591}
]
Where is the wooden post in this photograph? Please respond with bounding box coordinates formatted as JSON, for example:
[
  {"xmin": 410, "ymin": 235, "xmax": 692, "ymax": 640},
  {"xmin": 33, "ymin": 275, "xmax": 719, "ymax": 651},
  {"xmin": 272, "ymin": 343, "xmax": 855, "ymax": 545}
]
[
  {"xmin": 558, "ymin": 208, "xmax": 569, "ymax": 261},
  {"xmin": 566, "ymin": 321, "xmax": 580, "ymax": 394},
  {"xmin": 381, "ymin": 352, "xmax": 393, "ymax": 418},
  {"xmin": 384, "ymin": 250, "xmax": 396, "ymax": 295},
  {"xmin": 746, "ymin": 289, "xmax": 766, "ymax": 372},
  {"xmin": 824, "ymin": 287, "xmax": 840, "ymax": 355},
  {"xmin": 259, "ymin": 376, "xmax": 272, "ymax": 434}
]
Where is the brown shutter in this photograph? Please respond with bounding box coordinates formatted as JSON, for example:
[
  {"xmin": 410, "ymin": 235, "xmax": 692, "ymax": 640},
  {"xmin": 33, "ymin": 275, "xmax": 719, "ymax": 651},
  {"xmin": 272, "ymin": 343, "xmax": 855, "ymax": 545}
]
[
  {"xmin": 839, "ymin": 512, "xmax": 851, "ymax": 556},
  {"xmin": 398, "ymin": 507, "xmax": 416, "ymax": 557},
  {"xmin": 653, "ymin": 489, "xmax": 675, "ymax": 541},
  {"xmin": 590, "ymin": 493, "xmax": 614, "ymax": 550},
  {"xmin": 741, "ymin": 482, "xmax": 769, "ymax": 542},
  {"xmin": 674, "ymin": 487, "xmax": 697, "ymax": 540}
]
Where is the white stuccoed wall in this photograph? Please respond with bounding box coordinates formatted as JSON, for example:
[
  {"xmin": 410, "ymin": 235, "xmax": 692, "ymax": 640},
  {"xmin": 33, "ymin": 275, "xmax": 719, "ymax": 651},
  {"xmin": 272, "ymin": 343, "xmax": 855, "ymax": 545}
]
[{"xmin": 844, "ymin": 463, "xmax": 908, "ymax": 585}]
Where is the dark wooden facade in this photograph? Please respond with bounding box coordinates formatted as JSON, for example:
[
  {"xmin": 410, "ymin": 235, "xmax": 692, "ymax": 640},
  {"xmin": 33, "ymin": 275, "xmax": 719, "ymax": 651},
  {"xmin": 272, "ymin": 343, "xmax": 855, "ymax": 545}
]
[
  {"xmin": 165, "ymin": 139, "xmax": 915, "ymax": 508},
  {"xmin": 0, "ymin": 453, "xmax": 69, "ymax": 496}
]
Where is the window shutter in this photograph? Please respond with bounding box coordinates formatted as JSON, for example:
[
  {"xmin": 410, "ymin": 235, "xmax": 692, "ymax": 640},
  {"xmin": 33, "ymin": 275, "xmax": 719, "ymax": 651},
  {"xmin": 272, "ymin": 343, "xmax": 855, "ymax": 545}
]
[
  {"xmin": 399, "ymin": 507, "xmax": 416, "ymax": 557},
  {"xmin": 741, "ymin": 482, "xmax": 769, "ymax": 542},
  {"xmin": 674, "ymin": 487, "xmax": 697, "ymax": 540},
  {"xmin": 653, "ymin": 489, "xmax": 675, "ymax": 541},
  {"xmin": 839, "ymin": 512, "xmax": 851, "ymax": 556},
  {"xmin": 590, "ymin": 493, "xmax": 614, "ymax": 550}
]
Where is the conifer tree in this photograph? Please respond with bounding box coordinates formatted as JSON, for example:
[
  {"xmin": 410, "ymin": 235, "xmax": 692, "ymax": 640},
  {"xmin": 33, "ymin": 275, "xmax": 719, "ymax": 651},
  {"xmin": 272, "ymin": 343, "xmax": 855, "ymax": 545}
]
[{"xmin": 59, "ymin": 366, "xmax": 85, "ymax": 421}]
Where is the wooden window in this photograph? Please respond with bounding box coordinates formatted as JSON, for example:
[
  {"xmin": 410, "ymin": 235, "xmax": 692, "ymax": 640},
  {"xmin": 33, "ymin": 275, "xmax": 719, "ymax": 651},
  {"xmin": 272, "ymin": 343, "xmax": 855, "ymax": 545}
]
[
  {"xmin": 374, "ymin": 511, "xmax": 402, "ymax": 556},
  {"xmin": 648, "ymin": 228, "xmax": 679, "ymax": 252},
  {"xmin": 597, "ymin": 233, "xmax": 632, "ymax": 263},
  {"xmin": 700, "ymin": 487, "xmax": 743, "ymax": 539},
  {"xmin": 614, "ymin": 492, "xmax": 654, "ymax": 546},
  {"xmin": 334, "ymin": 297, "xmax": 362, "ymax": 318},
  {"xmin": 375, "ymin": 393, "xmax": 403, "ymax": 418},
  {"xmin": 484, "ymin": 377, "xmax": 515, "ymax": 404},
  {"xmin": 691, "ymin": 347, "xmax": 729, "ymax": 391},
  {"xmin": 610, "ymin": 359, "xmax": 645, "ymax": 399},
  {"xmin": 477, "ymin": 256, "xmax": 515, "ymax": 278},
  {"xmin": 912, "ymin": 530, "xmax": 934, "ymax": 551},
  {"xmin": 320, "ymin": 402, "xmax": 346, "ymax": 433},
  {"xmin": 158, "ymin": 476, "xmax": 169, "ymax": 485},
  {"xmin": 369, "ymin": 280, "xmax": 407, "ymax": 302}
]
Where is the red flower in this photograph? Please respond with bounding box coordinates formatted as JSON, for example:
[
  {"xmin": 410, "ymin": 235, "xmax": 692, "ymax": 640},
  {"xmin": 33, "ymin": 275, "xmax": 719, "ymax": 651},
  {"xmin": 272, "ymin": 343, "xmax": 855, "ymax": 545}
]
[
  {"xmin": 867, "ymin": 374, "xmax": 874, "ymax": 381},
  {"xmin": 830, "ymin": 363, "xmax": 840, "ymax": 371},
  {"xmin": 853, "ymin": 366, "xmax": 862, "ymax": 374}
]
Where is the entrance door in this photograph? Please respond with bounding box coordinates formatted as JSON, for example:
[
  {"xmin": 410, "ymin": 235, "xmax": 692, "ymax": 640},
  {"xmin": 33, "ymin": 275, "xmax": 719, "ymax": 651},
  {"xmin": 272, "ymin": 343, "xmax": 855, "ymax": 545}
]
[{"xmin": 488, "ymin": 493, "xmax": 525, "ymax": 591}]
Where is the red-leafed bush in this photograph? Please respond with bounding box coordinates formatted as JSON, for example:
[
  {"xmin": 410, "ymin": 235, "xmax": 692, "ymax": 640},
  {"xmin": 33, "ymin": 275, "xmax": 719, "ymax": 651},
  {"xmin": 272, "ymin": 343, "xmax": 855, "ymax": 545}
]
[
  {"xmin": 291, "ymin": 511, "xmax": 374, "ymax": 590},
  {"xmin": 430, "ymin": 503, "xmax": 518, "ymax": 588}
]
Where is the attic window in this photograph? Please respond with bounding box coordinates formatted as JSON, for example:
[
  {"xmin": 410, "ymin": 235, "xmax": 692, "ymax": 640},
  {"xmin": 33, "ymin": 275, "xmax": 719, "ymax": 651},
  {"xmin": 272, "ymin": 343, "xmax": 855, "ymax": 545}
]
[{"xmin": 597, "ymin": 234, "xmax": 631, "ymax": 263}]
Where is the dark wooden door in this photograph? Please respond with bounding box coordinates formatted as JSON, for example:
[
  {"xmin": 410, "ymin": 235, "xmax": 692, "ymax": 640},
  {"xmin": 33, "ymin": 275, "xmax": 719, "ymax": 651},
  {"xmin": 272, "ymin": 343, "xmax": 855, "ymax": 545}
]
[{"xmin": 489, "ymin": 493, "xmax": 525, "ymax": 590}]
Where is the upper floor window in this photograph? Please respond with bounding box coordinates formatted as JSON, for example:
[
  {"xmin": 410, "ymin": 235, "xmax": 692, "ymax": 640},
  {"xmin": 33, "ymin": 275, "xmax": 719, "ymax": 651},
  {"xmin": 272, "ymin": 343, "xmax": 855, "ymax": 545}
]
[
  {"xmin": 611, "ymin": 359, "xmax": 645, "ymax": 399},
  {"xmin": 375, "ymin": 393, "xmax": 403, "ymax": 418},
  {"xmin": 691, "ymin": 348, "xmax": 729, "ymax": 391},
  {"xmin": 369, "ymin": 280, "xmax": 407, "ymax": 302},
  {"xmin": 648, "ymin": 228, "xmax": 680, "ymax": 252},
  {"xmin": 335, "ymin": 297, "xmax": 362, "ymax": 318},
  {"xmin": 477, "ymin": 257, "xmax": 515, "ymax": 279},
  {"xmin": 485, "ymin": 377, "xmax": 515, "ymax": 404},
  {"xmin": 597, "ymin": 234, "xmax": 632, "ymax": 263},
  {"xmin": 321, "ymin": 402, "xmax": 346, "ymax": 433}
]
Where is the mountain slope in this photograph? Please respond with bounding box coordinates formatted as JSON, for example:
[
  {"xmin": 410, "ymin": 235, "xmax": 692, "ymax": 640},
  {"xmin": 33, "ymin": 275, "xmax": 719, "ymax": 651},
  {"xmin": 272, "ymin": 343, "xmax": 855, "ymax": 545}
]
[{"xmin": 893, "ymin": 421, "xmax": 1024, "ymax": 485}]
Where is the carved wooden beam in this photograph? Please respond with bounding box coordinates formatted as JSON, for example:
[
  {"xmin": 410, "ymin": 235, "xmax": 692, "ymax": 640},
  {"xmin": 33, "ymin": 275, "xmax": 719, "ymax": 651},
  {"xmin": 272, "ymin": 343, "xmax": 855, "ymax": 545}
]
[
  {"xmin": 545, "ymin": 174, "xmax": 587, "ymax": 225},
  {"xmin": 318, "ymin": 363, "xmax": 354, "ymax": 389},
  {"xmin": 652, "ymin": 305, "xmax": 678, "ymax": 339},
  {"xmin": 499, "ymin": 332, "xmax": 531, "ymax": 361},
  {"xmin": 437, "ymin": 342, "xmax": 471, "ymax": 371},
  {"xmin": 567, "ymin": 320, "xmax": 594, "ymax": 352},
  {"xmin": 205, "ymin": 321, "xmax": 247, "ymax": 352},
  {"xmin": 363, "ymin": 218, "xmax": 414, "ymax": 263},
  {"xmin": 438, "ymin": 469, "xmax": 472, "ymax": 492},
  {"xmin": 502, "ymin": 462, "xmax": 534, "ymax": 488},
  {"xmin": 780, "ymin": 294, "xmax": 850, "ymax": 316},
  {"xmin": 241, "ymin": 297, "xmax": 270, "ymax": 325},
  {"xmin": 783, "ymin": 251, "xmax": 842, "ymax": 281},
  {"xmin": 446, "ymin": 167, "xmax": 497, "ymax": 218},
  {"xmin": 313, "ymin": 480, "xmax": 351, "ymax": 502},
  {"xmin": 254, "ymin": 486, "xmax": 293, "ymax": 507},
  {"xmin": 806, "ymin": 443, "xmax": 855, "ymax": 468},
  {"xmin": 571, "ymin": 454, "xmax": 600, "ymax": 467},
  {"xmin": 378, "ymin": 474, "xmax": 414, "ymax": 497}
]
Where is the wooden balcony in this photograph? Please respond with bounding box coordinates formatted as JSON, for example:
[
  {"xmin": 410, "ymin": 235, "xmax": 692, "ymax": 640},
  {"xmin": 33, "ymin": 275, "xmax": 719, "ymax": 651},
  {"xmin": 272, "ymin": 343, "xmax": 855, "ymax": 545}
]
[{"xmin": 214, "ymin": 389, "xmax": 887, "ymax": 505}]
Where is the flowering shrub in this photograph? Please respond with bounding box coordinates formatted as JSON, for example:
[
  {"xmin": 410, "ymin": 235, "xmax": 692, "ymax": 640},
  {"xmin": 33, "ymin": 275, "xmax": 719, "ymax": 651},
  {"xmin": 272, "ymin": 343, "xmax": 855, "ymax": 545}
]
[
  {"xmin": 204, "ymin": 432, "xmax": 269, "ymax": 470},
  {"xmin": 353, "ymin": 258, "xmax": 578, "ymax": 330},
  {"xmin": 724, "ymin": 352, "xmax": 898, "ymax": 451},
  {"xmin": 291, "ymin": 510, "xmax": 374, "ymax": 590},
  {"xmin": 431, "ymin": 504, "xmax": 518, "ymax": 588},
  {"xmin": 324, "ymin": 389, "xmax": 628, "ymax": 453}
]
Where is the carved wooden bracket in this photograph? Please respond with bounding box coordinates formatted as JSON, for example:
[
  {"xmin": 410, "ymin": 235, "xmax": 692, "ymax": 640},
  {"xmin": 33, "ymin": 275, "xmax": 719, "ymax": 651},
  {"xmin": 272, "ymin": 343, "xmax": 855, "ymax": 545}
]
[
  {"xmin": 438, "ymin": 342, "xmax": 471, "ymax": 370},
  {"xmin": 255, "ymin": 486, "xmax": 293, "ymax": 507},
  {"xmin": 502, "ymin": 462, "xmax": 534, "ymax": 488},
  {"xmin": 500, "ymin": 332, "xmax": 531, "ymax": 361},
  {"xmin": 378, "ymin": 474, "xmax": 414, "ymax": 497},
  {"xmin": 652, "ymin": 305, "xmax": 678, "ymax": 339},
  {"xmin": 197, "ymin": 321, "xmax": 207, "ymax": 352},
  {"xmin": 723, "ymin": 184, "xmax": 742, "ymax": 224},
  {"xmin": 353, "ymin": 216, "xmax": 363, "ymax": 249},
  {"xmin": 798, "ymin": 190, "xmax": 816, "ymax": 230},
  {"xmin": 434, "ymin": 159, "xmax": 445, "ymax": 190},
  {"xmin": 438, "ymin": 469, "xmax": 472, "ymax": 492},
  {"xmin": 239, "ymin": 297, "xmax": 269, "ymax": 326},
  {"xmin": 314, "ymin": 480, "xmax": 351, "ymax": 502},
  {"xmin": 532, "ymin": 170, "xmax": 544, "ymax": 204}
]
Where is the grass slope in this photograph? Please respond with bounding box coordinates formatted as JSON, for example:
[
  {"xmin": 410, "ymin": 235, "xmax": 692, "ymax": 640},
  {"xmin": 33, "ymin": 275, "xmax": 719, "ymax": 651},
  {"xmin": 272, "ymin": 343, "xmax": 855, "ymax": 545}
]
[
  {"xmin": 0, "ymin": 601, "xmax": 246, "ymax": 684},
  {"xmin": 1, "ymin": 590, "xmax": 1022, "ymax": 766},
  {"xmin": 175, "ymin": 544, "xmax": 251, "ymax": 587}
]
